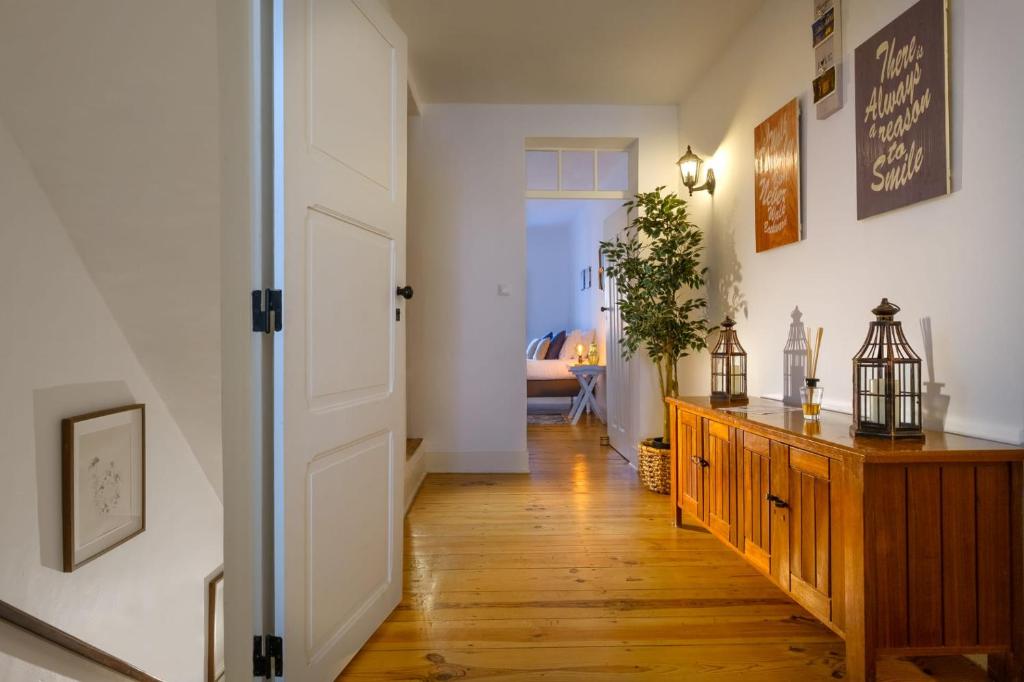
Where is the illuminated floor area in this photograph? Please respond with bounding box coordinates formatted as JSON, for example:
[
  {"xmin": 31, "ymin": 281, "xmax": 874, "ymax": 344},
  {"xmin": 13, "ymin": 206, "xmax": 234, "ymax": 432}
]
[{"xmin": 339, "ymin": 418, "xmax": 985, "ymax": 680}]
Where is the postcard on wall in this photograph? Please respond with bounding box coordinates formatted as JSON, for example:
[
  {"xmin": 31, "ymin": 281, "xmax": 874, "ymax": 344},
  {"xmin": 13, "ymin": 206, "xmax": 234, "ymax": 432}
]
[
  {"xmin": 812, "ymin": 6, "xmax": 834, "ymax": 46},
  {"xmin": 753, "ymin": 98, "xmax": 801, "ymax": 252},
  {"xmin": 62, "ymin": 404, "xmax": 145, "ymax": 572},
  {"xmin": 813, "ymin": 66, "xmax": 837, "ymax": 103},
  {"xmin": 854, "ymin": 0, "xmax": 951, "ymax": 219}
]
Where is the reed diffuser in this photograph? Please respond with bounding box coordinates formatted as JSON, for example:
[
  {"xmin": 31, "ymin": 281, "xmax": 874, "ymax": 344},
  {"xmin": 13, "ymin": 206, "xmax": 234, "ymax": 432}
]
[{"xmin": 802, "ymin": 326, "xmax": 824, "ymax": 420}]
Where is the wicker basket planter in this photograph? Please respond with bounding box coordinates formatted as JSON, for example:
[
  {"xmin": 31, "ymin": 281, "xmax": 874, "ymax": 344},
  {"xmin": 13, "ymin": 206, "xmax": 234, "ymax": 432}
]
[{"xmin": 638, "ymin": 438, "xmax": 671, "ymax": 494}]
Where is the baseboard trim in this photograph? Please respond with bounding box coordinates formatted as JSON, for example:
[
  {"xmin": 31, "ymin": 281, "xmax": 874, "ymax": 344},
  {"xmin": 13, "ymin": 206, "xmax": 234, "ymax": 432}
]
[{"xmin": 425, "ymin": 450, "xmax": 530, "ymax": 473}]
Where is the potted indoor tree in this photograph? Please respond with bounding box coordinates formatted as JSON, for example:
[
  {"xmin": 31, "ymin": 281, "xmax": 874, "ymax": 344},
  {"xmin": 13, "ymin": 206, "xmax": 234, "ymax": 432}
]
[{"xmin": 600, "ymin": 186, "xmax": 712, "ymax": 494}]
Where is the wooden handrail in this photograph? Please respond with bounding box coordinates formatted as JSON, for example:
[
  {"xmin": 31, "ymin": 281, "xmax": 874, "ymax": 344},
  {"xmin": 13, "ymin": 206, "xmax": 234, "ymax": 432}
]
[{"xmin": 0, "ymin": 599, "xmax": 161, "ymax": 681}]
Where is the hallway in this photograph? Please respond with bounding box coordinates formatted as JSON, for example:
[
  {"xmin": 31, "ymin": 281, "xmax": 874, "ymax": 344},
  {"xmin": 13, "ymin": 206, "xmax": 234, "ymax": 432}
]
[{"xmin": 339, "ymin": 421, "xmax": 986, "ymax": 680}]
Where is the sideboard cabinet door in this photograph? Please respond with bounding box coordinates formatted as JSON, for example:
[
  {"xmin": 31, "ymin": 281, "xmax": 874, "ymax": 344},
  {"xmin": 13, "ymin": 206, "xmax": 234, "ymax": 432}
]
[
  {"xmin": 775, "ymin": 445, "xmax": 842, "ymax": 626},
  {"xmin": 741, "ymin": 430, "xmax": 773, "ymax": 575},
  {"xmin": 703, "ymin": 418, "xmax": 738, "ymax": 546},
  {"xmin": 676, "ymin": 410, "xmax": 703, "ymax": 522}
]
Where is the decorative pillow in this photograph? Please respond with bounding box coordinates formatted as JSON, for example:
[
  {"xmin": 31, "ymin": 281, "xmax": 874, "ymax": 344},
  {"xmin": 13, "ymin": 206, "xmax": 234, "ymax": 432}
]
[
  {"xmin": 545, "ymin": 330, "xmax": 567, "ymax": 359},
  {"xmin": 532, "ymin": 338, "xmax": 551, "ymax": 360},
  {"xmin": 526, "ymin": 337, "xmax": 541, "ymax": 358},
  {"xmin": 559, "ymin": 329, "xmax": 583, "ymax": 360}
]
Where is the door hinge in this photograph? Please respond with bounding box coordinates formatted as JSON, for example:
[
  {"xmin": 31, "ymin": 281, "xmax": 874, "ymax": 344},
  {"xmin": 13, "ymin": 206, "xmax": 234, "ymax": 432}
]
[
  {"xmin": 252, "ymin": 289, "xmax": 283, "ymax": 334},
  {"xmin": 253, "ymin": 634, "xmax": 283, "ymax": 678}
]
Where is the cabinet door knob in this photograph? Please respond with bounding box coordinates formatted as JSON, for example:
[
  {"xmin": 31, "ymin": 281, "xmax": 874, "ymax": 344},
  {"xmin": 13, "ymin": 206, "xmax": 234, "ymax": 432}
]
[{"xmin": 396, "ymin": 285, "xmax": 414, "ymax": 300}]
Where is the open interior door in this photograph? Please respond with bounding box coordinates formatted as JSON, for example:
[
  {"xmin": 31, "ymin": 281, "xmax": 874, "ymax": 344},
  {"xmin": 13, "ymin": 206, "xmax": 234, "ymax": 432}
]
[
  {"xmin": 275, "ymin": 0, "xmax": 406, "ymax": 677},
  {"xmin": 604, "ymin": 209, "xmax": 634, "ymax": 465}
]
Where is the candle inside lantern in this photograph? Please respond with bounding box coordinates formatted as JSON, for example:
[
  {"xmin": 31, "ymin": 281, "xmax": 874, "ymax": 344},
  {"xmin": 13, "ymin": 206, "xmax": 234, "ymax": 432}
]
[
  {"xmin": 730, "ymin": 358, "xmax": 743, "ymax": 395},
  {"xmin": 576, "ymin": 343, "xmax": 585, "ymax": 365}
]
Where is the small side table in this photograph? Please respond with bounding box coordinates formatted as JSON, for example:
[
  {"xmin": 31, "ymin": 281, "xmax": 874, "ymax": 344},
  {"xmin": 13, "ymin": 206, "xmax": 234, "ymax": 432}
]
[{"xmin": 569, "ymin": 365, "xmax": 605, "ymax": 425}]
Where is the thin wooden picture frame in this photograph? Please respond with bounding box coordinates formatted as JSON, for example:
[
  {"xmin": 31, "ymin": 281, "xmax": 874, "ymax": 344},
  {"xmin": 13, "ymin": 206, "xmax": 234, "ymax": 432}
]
[
  {"xmin": 207, "ymin": 571, "xmax": 225, "ymax": 681},
  {"xmin": 61, "ymin": 404, "xmax": 146, "ymax": 573}
]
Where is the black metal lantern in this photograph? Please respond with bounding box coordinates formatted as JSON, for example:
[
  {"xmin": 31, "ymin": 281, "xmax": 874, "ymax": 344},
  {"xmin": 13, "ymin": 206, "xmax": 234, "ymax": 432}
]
[
  {"xmin": 783, "ymin": 307, "xmax": 807, "ymax": 407},
  {"xmin": 676, "ymin": 145, "xmax": 716, "ymax": 196},
  {"xmin": 852, "ymin": 298, "xmax": 923, "ymax": 439},
  {"xmin": 711, "ymin": 316, "xmax": 747, "ymax": 402}
]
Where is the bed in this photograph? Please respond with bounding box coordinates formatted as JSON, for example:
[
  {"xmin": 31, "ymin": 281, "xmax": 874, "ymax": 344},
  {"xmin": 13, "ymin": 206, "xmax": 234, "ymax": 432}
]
[{"xmin": 526, "ymin": 359, "xmax": 579, "ymax": 399}]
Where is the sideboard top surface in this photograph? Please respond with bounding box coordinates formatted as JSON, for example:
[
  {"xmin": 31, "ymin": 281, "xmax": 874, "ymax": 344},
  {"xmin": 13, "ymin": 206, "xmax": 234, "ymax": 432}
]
[{"xmin": 669, "ymin": 396, "xmax": 1024, "ymax": 463}]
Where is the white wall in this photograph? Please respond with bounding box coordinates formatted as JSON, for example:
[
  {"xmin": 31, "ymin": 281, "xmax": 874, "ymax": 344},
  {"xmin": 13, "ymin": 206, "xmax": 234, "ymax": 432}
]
[
  {"xmin": 526, "ymin": 223, "xmax": 574, "ymax": 341},
  {"xmin": 0, "ymin": 119, "xmax": 222, "ymax": 681},
  {"xmin": 568, "ymin": 200, "xmax": 621, "ymax": 360},
  {"xmin": 408, "ymin": 104, "xmax": 679, "ymax": 471},
  {"xmin": 679, "ymin": 0, "xmax": 1024, "ymax": 444},
  {"xmin": 0, "ymin": 0, "xmax": 224, "ymax": 496}
]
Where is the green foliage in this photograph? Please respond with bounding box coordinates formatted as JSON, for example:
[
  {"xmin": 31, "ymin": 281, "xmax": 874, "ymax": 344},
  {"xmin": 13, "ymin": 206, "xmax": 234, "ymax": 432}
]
[{"xmin": 600, "ymin": 187, "xmax": 713, "ymax": 441}]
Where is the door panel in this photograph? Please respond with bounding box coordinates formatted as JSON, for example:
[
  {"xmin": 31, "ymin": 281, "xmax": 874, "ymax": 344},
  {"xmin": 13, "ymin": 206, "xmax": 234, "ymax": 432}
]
[
  {"xmin": 786, "ymin": 448, "xmax": 833, "ymax": 623},
  {"xmin": 309, "ymin": 0, "xmax": 393, "ymax": 187},
  {"xmin": 770, "ymin": 442, "xmax": 791, "ymax": 588},
  {"xmin": 306, "ymin": 208, "xmax": 394, "ymax": 409},
  {"xmin": 306, "ymin": 433, "xmax": 392, "ymax": 657},
  {"xmin": 704, "ymin": 419, "xmax": 734, "ymax": 544},
  {"xmin": 278, "ymin": 0, "xmax": 407, "ymax": 678},
  {"xmin": 676, "ymin": 410, "xmax": 701, "ymax": 520},
  {"xmin": 742, "ymin": 431, "xmax": 772, "ymax": 573}
]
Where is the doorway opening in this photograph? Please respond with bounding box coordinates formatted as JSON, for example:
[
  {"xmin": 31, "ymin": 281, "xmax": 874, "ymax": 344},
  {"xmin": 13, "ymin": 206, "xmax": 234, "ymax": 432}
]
[{"xmin": 523, "ymin": 139, "xmax": 636, "ymax": 441}]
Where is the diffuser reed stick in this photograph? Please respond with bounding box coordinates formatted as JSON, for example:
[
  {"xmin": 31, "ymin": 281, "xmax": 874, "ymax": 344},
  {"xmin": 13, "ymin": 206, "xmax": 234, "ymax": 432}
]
[{"xmin": 812, "ymin": 327, "xmax": 823, "ymax": 378}]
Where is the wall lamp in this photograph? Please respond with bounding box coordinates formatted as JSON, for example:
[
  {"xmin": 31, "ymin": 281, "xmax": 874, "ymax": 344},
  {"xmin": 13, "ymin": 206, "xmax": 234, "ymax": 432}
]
[{"xmin": 677, "ymin": 145, "xmax": 716, "ymax": 196}]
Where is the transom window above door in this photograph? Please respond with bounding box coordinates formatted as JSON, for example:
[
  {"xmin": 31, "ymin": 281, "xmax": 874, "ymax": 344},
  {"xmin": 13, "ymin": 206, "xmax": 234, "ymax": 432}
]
[{"xmin": 525, "ymin": 139, "xmax": 634, "ymax": 199}]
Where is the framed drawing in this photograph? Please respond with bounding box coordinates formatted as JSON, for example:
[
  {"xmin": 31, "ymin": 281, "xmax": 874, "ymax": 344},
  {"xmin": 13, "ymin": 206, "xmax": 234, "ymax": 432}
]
[
  {"xmin": 61, "ymin": 404, "xmax": 145, "ymax": 572},
  {"xmin": 754, "ymin": 98, "xmax": 801, "ymax": 252},
  {"xmin": 207, "ymin": 572, "xmax": 225, "ymax": 681},
  {"xmin": 854, "ymin": 0, "xmax": 950, "ymax": 219}
]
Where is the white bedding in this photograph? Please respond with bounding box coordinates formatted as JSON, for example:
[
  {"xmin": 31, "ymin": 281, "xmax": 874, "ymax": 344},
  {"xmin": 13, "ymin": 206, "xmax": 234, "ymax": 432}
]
[{"xmin": 527, "ymin": 359, "xmax": 575, "ymax": 381}]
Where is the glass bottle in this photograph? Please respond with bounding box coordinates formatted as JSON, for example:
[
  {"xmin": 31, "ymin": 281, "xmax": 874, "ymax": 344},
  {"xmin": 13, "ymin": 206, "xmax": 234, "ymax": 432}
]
[{"xmin": 801, "ymin": 378, "xmax": 823, "ymax": 421}]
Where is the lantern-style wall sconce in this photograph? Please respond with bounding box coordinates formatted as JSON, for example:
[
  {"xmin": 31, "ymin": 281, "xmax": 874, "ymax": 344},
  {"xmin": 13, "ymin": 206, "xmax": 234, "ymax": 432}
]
[
  {"xmin": 783, "ymin": 307, "xmax": 807, "ymax": 407},
  {"xmin": 711, "ymin": 316, "xmax": 747, "ymax": 402},
  {"xmin": 852, "ymin": 298, "xmax": 924, "ymax": 440},
  {"xmin": 677, "ymin": 145, "xmax": 716, "ymax": 196}
]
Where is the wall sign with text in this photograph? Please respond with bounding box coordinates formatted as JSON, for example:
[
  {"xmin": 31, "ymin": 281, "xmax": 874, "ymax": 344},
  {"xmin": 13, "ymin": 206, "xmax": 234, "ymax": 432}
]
[
  {"xmin": 854, "ymin": 0, "xmax": 951, "ymax": 220},
  {"xmin": 754, "ymin": 98, "xmax": 801, "ymax": 252}
]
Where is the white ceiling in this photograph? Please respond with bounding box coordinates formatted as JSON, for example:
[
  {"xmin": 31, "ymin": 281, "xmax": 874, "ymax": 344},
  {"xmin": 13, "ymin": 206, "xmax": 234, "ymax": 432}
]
[{"xmin": 389, "ymin": 0, "xmax": 762, "ymax": 105}]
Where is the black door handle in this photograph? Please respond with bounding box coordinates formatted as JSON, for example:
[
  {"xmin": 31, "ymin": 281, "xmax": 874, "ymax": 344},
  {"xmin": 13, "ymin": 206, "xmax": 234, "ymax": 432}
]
[
  {"xmin": 766, "ymin": 493, "xmax": 788, "ymax": 509},
  {"xmin": 600, "ymin": 306, "xmax": 610, "ymax": 312},
  {"xmin": 396, "ymin": 286, "xmax": 414, "ymax": 300}
]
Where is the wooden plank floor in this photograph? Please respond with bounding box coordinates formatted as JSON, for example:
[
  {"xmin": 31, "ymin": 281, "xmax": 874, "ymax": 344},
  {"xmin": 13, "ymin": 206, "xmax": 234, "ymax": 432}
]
[{"xmin": 339, "ymin": 418, "xmax": 986, "ymax": 681}]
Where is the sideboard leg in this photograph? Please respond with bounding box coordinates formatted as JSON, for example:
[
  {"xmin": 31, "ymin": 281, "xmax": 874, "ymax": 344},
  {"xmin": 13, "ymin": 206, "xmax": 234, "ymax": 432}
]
[
  {"xmin": 843, "ymin": 459, "xmax": 876, "ymax": 682},
  {"xmin": 987, "ymin": 653, "xmax": 1021, "ymax": 682},
  {"xmin": 674, "ymin": 505, "xmax": 683, "ymax": 528}
]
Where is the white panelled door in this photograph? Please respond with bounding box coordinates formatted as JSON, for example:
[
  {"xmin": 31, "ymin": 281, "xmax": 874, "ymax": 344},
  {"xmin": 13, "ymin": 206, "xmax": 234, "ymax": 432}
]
[
  {"xmin": 605, "ymin": 273, "xmax": 633, "ymax": 464},
  {"xmin": 276, "ymin": 0, "xmax": 406, "ymax": 678},
  {"xmin": 603, "ymin": 209, "xmax": 633, "ymax": 465}
]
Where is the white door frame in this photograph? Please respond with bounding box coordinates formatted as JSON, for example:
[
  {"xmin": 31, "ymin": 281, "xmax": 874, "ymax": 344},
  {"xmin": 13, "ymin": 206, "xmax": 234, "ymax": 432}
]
[{"xmin": 218, "ymin": 0, "xmax": 275, "ymax": 676}]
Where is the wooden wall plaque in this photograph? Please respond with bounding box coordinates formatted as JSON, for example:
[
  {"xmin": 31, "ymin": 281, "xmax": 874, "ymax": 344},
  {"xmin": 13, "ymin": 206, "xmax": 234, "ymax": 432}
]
[
  {"xmin": 754, "ymin": 98, "xmax": 801, "ymax": 252},
  {"xmin": 854, "ymin": 0, "xmax": 951, "ymax": 219}
]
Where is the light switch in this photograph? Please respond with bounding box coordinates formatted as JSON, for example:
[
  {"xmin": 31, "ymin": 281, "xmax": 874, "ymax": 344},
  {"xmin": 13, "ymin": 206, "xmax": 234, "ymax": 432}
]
[{"xmin": 497, "ymin": 284, "xmax": 510, "ymax": 297}]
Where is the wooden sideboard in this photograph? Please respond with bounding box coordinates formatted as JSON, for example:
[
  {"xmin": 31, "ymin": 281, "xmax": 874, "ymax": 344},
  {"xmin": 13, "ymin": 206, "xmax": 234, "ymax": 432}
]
[{"xmin": 667, "ymin": 396, "xmax": 1024, "ymax": 682}]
